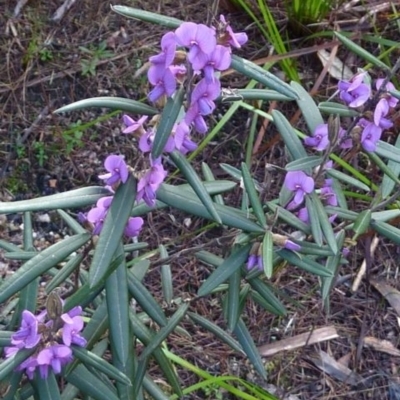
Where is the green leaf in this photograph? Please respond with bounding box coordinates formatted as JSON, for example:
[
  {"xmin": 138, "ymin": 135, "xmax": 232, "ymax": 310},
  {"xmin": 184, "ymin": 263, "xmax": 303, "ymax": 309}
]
[
  {"xmin": 105, "ymin": 246, "xmax": 131, "ymax": 366},
  {"xmin": 127, "ymin": 270, "xmax": 168, "ymax": 327},
  {"xmin": 65, "ymin": 364, "xmax": 119, "ymax": 400},
  {"xmin": 286, "ymin": 156, "xmax": 324, "ymax": 172},
  {"xmin": 226, "ymin": 268, "xmax": 241, "ymax": 331},
  {"xmin": 152, "ymin": 88, "xmax": 183, "ymax": 159},
  {"xmin": 111, "ymin": 5, "xmax": 182, "ymax": 28},
  {"xmin": 198, "ymin": 244, "xmax": 252, "ymax": 297},
  {"xmin": 57, "ymin": 209, "xmax": 87, "ymax": 234},
  {"xmin": 230, "ymin": 55, "xmax": 298, "ymax": 99},
  {"xmin": 143, "ymin": 374, "xmax": 171, "ymax": 400},
  {"xmin": 0, "ymin": 233, "xmax": 90, "ymax": 303},
  {"xmin": 326, "ymin": 169, "xmax": 370, "ymax": 191},
  {"xmin": 89, "ymin": 176, "xmax": 136, "ymax": 287},
  {"xmin": 291, "ymin": 81, "xmax": 324, "ymax": 134},
  {"xmin": 187, "ymin": 312, "xmax": 244, "ymax": 354},
  {"xmin": 139, "ymin": 303, "xmax": 189, "ymax": 361},
  {"xmin": 381, "ymin": 135, "xmax": 400, "ymax": 198},
  {"xmin": 159, "ymin": 245, "xmax": 173, "ymax": 305},
  {"xmin": 371, "ymin": 220, "xmax": 400, "ymax": 244},
  {"xmin": 266, "ymin": 202, "xmax": 311, "ymax": 234},
  {"xmin": 272, "ymin": 110, "xmax": 308, "ymax": 161},
  {"xmin": 247, "ymin": 278, "xmax": 286, "ymax": 316},
  {"xmin": 334, "ymin": 32, "xmax": 389, "ymax": 71},
  {"xmin": 54, "ymin": 97, "xmax": 157, "ymax": 115},
  {"xmin": 170, "ymin": 150, "xmax": 222, "ymax": 224},
  {"xmin": 156, "ymin": 184, "xmax": 264, "ymax": 233},
  {"xmin": 353, "ymin": 209, "xmax": 372, "ymax": 238},
  {"xmin": 0, "ymin": 187, "xmax": 109, "ymax": 214},
  {"xmin": 46, "ymin": 253, "xmax": 83, "ymax": 294},
  {"xmin": 233, "ymin": 319, "xmax": 266, "ymax": 378},
  {"xmin": 0, "ymin": 331, "xmax": 12, "ymax": 346},
  {"xmin": 278, "ymin": 249, "xmax": 333, "ymax": 277},
  {"xmin": 234, "ymin": 89, "xmax": 293, "ymax": 101},
  {"xmin": 367, "ymin": 150, "xmax": 400, "ymax": 186},
  {"xmin": 262, "ymin": 231, "xmax": 274, "ymax": 278},
  {"xmin": 318, "ymin": 102, "xmax": 360, "ymax": 117},
  {"xmin": 72, "ymin": 346, "xmax": 131, "ymax": 386},
  {"xmin": 306, "ymin": 196, "xmax": 323, "ymax": 247},
  {"xmin": 241, "ymin": 162, "xmax": 266, "ymax": 226},
  {"xmin": 32, "ymin": 370, "xmax": 61, "ymax": 400},
  {"xmin": 202, "ymin": 162, "xmax": 224, "ymax": 206},
  {"xmin": 375, "ymin": 140, "xmax": 400, "ymax": 164}
]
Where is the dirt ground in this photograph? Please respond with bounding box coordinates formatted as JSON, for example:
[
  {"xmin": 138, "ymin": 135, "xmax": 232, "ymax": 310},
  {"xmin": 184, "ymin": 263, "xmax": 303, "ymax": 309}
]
[{"xmin": 1, "ymin": 1, "xmax": 400, "ymax": 399}]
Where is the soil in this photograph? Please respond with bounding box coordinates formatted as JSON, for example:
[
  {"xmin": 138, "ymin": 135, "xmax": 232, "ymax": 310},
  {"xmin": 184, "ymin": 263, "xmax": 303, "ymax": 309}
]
[{"xmin": 1, "ymin": 1, "xmax": 400, "ymax": 399}]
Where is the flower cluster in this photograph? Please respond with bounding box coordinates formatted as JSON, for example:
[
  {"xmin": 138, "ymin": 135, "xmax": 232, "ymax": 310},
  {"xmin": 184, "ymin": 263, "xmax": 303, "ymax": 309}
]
[
  {"xmin": 305, "ymin": 71, "xmax": 398, "ymax": 153},
  {"xmin": 4, "ymin": 305, "xmax": 86, "ymax": 380}
]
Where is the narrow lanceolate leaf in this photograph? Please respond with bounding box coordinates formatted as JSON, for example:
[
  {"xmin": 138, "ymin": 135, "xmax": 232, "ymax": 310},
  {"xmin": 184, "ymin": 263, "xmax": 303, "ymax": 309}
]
[
  {"xmin": 105, "ymin": 245, "xmax": 131, "ymax": 366},
  {"xmin": 321, "ymin": 230, "xmax": 345, "ymax": 303},
  {"xmin": 198, "ymin": 244, "xmax": 252, "ymax": 297},
  {"xmin": 375, "ymin": 140, "xmax": 400, "ymax": 164},
  {"xmin": 278, "ymin": 249, "xmax": 333, "ymax": 277},
  {"xmin": 262, "ymin": 231, "xmax": 274, "ymax": 279},
  {"xmin": 272, "ymin": 110, "xmax": 308, "ymax": 161},
  {"xmin": 127, "ymin": 270, "xmax": 168, "ymax": 327},
  {"xmin": 72, "ymin": 346, "xmax": 132, "ymax": 386},
  {"xmin": 65, "ymin": 364, "xmax": 119, "ymax": 400},
  {"xmin": 111, "ymin": 5, "xmax": 182, "ymax": 28},
  {"xmin": 0, "ymin": 233, "xmax": 90, "ymax": 303},
  {"xmin": 230, "ymin": 55, "xmax": 298, "ymax": 99},
  {"xmin": 170, "ymin": 150, "xmax": 222, "ymax": 224},
  {"xmin": 371, "ymin": 220, "xmax": 400, "ymax": 245},
  {"xmin": 157, "ymin": 183, "xmax": 264, "ymax": 233},
  {"xmin": 0, "ymin": 348, "xmax": 35, "ymax": 381},
  {"xmin": 89, "ymin": 175, "xmax": 136, "ymax": 287},
  {"xmin": 54, "ymin": 97, "xmax": 157, "ymax": 115},
  {"xmin": 266, "ymin": 202, "xmax": 311, "ymax": 234},
  {"xmin": 291, "ymin": 81, "xmax": 324, "ymax": 134},
  {"xmin": 226, "ymin": 268, "xmax": 241, "ymax": 331},
  {"xmin": 188, "ymin": 312, "xmax": 244, "ymax": 354},
  {"xmin": 152, "ymin": 87, "xmax": 184, "ymax": 159},
  {"xmin": 241, "ymin": 162, "xmax": 266, "ymax": 226},
  {"xmin": 306, "ymin": 196, "xmax": 323, "ymax": 247},
  {"xmin": 201, "ymin": 162, "xmax": 224, "ymax": 206},
  {"xmin": 139, "ymin": 303, "xmax": 189, "ymax": 361},
  {"xmin": 0, "ymin": 187, "xmax": 109, "ymax": 214},
  {"xmin": 318, "ymin": 102, "xmax": 360, "ymax": 117},
  {"xmin": 334, "ymin": 32, "xmax": 390, "ymax": 71},
  {"xmin": 160, "ymin": 245, "xmax": 173, "ymax": 305},
  {"xmin": 235, "ymin": 88, "xmax": 293, "ymax": 101},
  {"xmin": 367, "ymin": 151, "xmax": 400, "ymax": 186},
  {"xmin": 311, "ymin": 193, "xmax": 338, "ymax": 254},
  {"xmin": 286, "ymin": 156, "xmax": 324, "ymax": 172},
  {"xmin": 381, "ymin": 135, "xmax": 400, "ymax": 198},
  {"xmin": 326, "ymin": 169, "xmax": 370, "ymax": 191},
  {"xmin": 233, "ymin": 318, "xmax": 267, "ymax": 379},
  {"xmin": 352, "ymin": 209, "xmax": 372, "ymax": 239},
  {"xmin": 32, "ymin": 370, "xmax": 61, "ymax": 400}
]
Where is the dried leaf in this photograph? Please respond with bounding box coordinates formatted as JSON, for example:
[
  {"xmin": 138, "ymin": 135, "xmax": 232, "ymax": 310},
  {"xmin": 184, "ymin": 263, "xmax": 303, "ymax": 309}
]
[
  {"xmin": 370, "ymin": 279, "xmax": 400, "ymax": 317},
  {"xmin": 364, "ymin": 336, "xmax": 400, "ymax": 357},
  {"xmin": 317, "ymin": 49, "xmax": 352, "ymax": 81},
  {"xmin": 258, "ymin": 326, "xmax": 338, "ymax": 357}
]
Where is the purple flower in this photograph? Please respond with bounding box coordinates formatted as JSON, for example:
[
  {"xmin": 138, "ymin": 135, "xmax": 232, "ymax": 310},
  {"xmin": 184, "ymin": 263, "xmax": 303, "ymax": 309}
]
[
  {"xmin": 284, "ymin": 240, "xmax": 301, "ymax": 251},
  {"xmin": 124, "ymin": 217, "xmax": 144, "ymax": 238},
  {"xmin": 149, "ymin": 31, "xmax": 177, "ymax": 68},
  {"xmin": 320, "ymin": 179, "xmax": 338, "ymax": 206},
  {"xmin": 147, "ymin": 64, "xmax": 177, "ymax": 102},
  {"xmin": 122, "ymin": 115, "xmax": 148, "ymax": 134},
  {"xmin": 60, "ymin": 306, "xmax": 87, "ymax": 347},
  {"xmin": 137, "ymin": 158, "xmax": 167, "ymax": 207},
  {"xmin": 87, "ymin": 196, "xmax": 113, "ymax": 235},
  {"xmin": 174, "ymin": 122, "xmax": 198, "ymax": 155},
  {"xmin": 184, "ymin": 103, "xmax": 208, "ymax": 134},
  {"xmin": 98, "ymin": 155, "xmax": 129, "ymax": 186},
  {"xmin": 190, "ymin": 78, "xmax": 221, "ymax": 115},
  {"xmin": 37, "ymin": 345, "xmax": 73, "ymax": 379},
  {"xmin": 175, "ymin": 22, "xmax": 216, "ymax": 64},
  {"xmin": 374, "ymin": 98, "xmax": 390, "ymax": 127},
  {"xmin": 139, "ymin": 129, "xmax": 175, "ymax": 154},
  {"xmin": 218, "ymin": 15, "xmax": 248, "ymax": 49},
  {"xmin": 338, "ymin": 73, "xmax": 371, "ymax": 107},
  {"xmin": 361, "ymin": 121, "xmax": 382, "ymax": 152},
  {"xmin": 191, "ymin": 45, "xmax": 231, "ymax": 82},
  {"xmin": 304, "ymin": 124, "xmax": 330, "ymax": 151},
  {"xmin": 246, "ymin": 254, "xmax": 263, "ymax": 271},
  {"xmin": 17, "ymin": 356, "xmax": 39, "ymax": 380},
  {"xmin": 11, "ymin": 310, "xmax": 41, "ymax": 349},
  {"xmin": 284, "ymin": 171, "xmax": 315, "ymax": 208},
  {"xmin": 297, "ymin": 207, "xmax": 309, "ymax": 223},
  {"xmin": 376, "ymin": 78, "xmax": 398, "ymax": 108}
]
